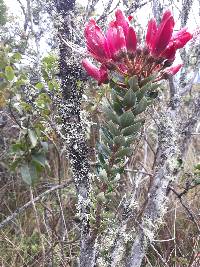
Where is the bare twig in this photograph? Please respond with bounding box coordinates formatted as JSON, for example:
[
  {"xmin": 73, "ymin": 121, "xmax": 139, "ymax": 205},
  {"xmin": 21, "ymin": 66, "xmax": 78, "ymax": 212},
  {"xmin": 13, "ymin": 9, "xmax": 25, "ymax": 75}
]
[{"xmin": 0, "ymin": 180, "xmax": 73, "ymax": 229}]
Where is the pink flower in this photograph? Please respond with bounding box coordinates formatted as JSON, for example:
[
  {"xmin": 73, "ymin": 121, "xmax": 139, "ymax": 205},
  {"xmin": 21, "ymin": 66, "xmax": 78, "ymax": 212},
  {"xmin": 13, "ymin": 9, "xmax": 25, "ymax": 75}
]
[
  {"xmin": 83, "ymin": 9, "xmax": 192, "ymax": 84},
  {"xmin": 151, "ymin": 10, "xmax": 175, "ymax": 57},
  {"xmin": 106, "ymin": 23, "xmax": 126, "ymax": 59},
  {"xmin": 164, "ymin": 64, "xmax": 183, "ymax": 75},
  {"xmin": 82, "ymin": 59, "xmax": 108, "ymax": 85},
  {"xmin": 84, "ymin": 19, "xmax": 111, "ymax": 62}
]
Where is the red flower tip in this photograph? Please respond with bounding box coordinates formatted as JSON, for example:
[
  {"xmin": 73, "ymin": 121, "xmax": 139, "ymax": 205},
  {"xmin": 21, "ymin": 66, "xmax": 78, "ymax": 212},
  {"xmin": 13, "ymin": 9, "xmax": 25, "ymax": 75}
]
[
  {"xmin": 84, "ymin": 19, "xmax": 111, "ymax": 62},
  {"xmin": 82, "ymin": 59, "xmax": 108, "ymax": 84},
  {"xmin": 171, "ymin": 28, "xmax": 193, "ymax": 49},
  {"xmin": 106, "ymin": 24, "xmax": 126, "ymax": 59},
  {"xmin": 126, "ymin": 27, "xmax": 137, "ymax": 53},
  {"xmin": 165, "ymin": 64, "xmax": 183, "ymax": 75},
  {"xmin": 152, "ymin": 10, "xmax": 175, "ymax": 57},
  {"xmin": 146, "ymin": 18, "xmax": 157, "ymax": 50},
  {"xmin": 128, "ymin": 15, "xmax": 133, "ymax": 22},
  {"xmin": 115, "ymin": 9, "xmax": 129, "ymax": 37}
]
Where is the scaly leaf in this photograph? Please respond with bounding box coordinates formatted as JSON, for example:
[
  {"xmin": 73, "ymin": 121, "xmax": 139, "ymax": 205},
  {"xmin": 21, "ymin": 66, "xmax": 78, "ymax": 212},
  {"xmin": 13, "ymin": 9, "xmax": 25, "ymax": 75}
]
[
  {"xmin": 120, "ymin": 111, "xmax": 135, "ymax": 128},
  {"xmin": 123, "ymin": 88, "xmax": 136, "ymax": 108}
]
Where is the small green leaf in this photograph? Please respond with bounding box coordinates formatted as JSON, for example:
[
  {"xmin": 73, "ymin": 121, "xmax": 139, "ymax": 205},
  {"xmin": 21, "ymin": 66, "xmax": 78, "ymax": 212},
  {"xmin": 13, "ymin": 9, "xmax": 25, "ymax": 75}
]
[
  {"xmin": 97, "ymin": 192, "xmax": 106, "ymax": 203},
  {"xmin": 32, "ymin": 153, "xmax": 46, "ymax": 168},
  {"xmin": 35, "ymin": 82, "xmax": 44, "ymax": 90},
  {"xmin": 194, "ymin": 164, "xmax": 200, "ymax": 170},
  {"xmin": 28, "ymin": 129, "xmax": 38, "ymax": 148},
  {"xmin": 12, "ymin": 52, "xmax": 22, "ymax": 61},
  {"xmin": 98, "ymin": 153, "xmax": 106, "ymax": 165},
  {"xmin": 20, "ymin": 163, "xmax": 37, "ymax": 185},
  {"xmin": 115, "ymin": 147, "xmax": 132, "ymax": 158},
  {"xmin": 5, "ymin": 66, "xmax": 15, "ymax": 81},
  {"xmin": 48, "ymin": 81, "xmax": 54, "ymax": 90},
  {"xmin": 128, "ymin": 76, "xmax": 139, "ymax": 91},
  {"xmin": 0, "ymin": 81, "xmax": 8, "ymax": 90},
  {"xmin": 123, "ymin": 88, "xmax": 136, "ymax": 108},
  {"xmin": 120, "ymin": 111, "xmax": 135, "ymax": 128}
]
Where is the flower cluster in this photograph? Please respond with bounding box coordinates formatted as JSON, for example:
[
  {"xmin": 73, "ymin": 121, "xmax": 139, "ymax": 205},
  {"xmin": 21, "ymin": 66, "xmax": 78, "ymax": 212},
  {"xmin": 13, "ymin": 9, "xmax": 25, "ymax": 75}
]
[{"xmin": 82, "ymin": 9, "xmax": 192, "ymax": 85}]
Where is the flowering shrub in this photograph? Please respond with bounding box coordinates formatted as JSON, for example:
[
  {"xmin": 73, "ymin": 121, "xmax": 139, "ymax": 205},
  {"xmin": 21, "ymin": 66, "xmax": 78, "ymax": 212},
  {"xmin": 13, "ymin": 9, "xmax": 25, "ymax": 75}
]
[
  {"xmin": 83, "ymin": 9, "xmax": 192, "ymax": 84},
  {"xmin": 82, "ymin": 10, "xmax": 192, "ymax": 181}
]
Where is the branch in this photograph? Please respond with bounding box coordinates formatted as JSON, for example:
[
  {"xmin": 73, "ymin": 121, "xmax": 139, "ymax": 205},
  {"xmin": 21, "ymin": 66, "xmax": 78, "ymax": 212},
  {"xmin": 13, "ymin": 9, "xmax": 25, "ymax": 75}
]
[
  {"xmin": 168, "ymin": 185, "xmax": 200, "ymax": 233},
  {"xmin": 0, "ymin": 181, "xmax": 73, "ymax": 229}
]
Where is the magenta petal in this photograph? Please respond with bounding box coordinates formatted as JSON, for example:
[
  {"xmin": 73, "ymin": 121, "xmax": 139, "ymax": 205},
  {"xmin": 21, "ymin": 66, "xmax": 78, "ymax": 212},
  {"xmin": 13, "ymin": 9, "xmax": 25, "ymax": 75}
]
[
  {"xmin": 115, "ymin": 9, "xmax": 129, "ymax": 37},
  {"xmin": 161, "ymin": 43, "xmax": 176, "ymax": 60},
  {"xmin": 128, "ymin": 15, "xmax": 133, "ymax": 22},
  {"xmin": 82, "ymin": 59, "xmax": 100, "ymax": 81},
  {"xmin": 171, "ymin": 28, "xmax": 193, "ymax": 49},
  {"xmin": 84, "ymin": 19, "xmax": 111, "ymax": 62},
  {"xmin": 161, "ymin": 10, "xmax": 172, "ymax": 22},
  {"xmin": 99, "ymin": 65, "xmax": 109, "ymax": 85},
  {"xmin": 82, "ymin": 59, "xmax": 108, "ymax": 84},
  {"xmin": 165, "ymin": 64, "xmax": 183, "ymax": 75},
  {"xmin": 126, "ymin": 26, "xmax": 137, "ymax": 53},
  {"xmin": 116, "ymin": 26, "xmax": 127, "ymax": 52},
  {"xmin": 146, "ymin": 18, "xmax": 157, "ymax": 51},
  {"xmin": 106, "ymin": 24, "xmax": 126, "ymax": 58},
  {"xmin": 152, "ymin": 11, "xmax": 175, "ymax": 56}
]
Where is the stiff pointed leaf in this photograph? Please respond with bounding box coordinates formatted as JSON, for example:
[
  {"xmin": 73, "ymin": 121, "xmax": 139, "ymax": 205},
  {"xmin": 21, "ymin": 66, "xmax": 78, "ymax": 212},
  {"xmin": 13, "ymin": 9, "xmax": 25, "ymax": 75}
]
[
  {"xmin": 110, "ymin": 81, "xmax": 126, "ymax": 97},
  {"xmin": 123, "ymin": 88, "xmax": 136, "ymax": 108},
  {"xmin": 101, "ymin": 129, "xmax": 113, "ymax": 146},
  {"xmin": 115, "ymin": 147, "xmax": 132, "ymax": 158},
  {"xmin": 102, "ymin": 106, "xmax": 120, "ymax": 125},
  {"xmin": 120, "ymin": 111, "xmax": 135, "ymax": 128},
  {"xmin": 125, "ymin": 136, "xmax": 136, "ymax": 146},
  {"xmin": 106, "ymin": 121, "xmax": 121, "ymax": 136},
  {"xmin": 98, "ymin": 153, "xmax": 106, "ymax": 165},
  {"xmin": 5, "ymin": 66, "xmax": 15, "ymax": 81},
  {"xmin": 128, "ymin": 76, "xmax": 139, "ymax": 91},
  {"xmin": 133, "ymin": 98, "xmax": 149, "ymax": 115},
  {"xmin": 98, "ymin": 143, "xmax": 111, "ymax": 158},
  {"xmin": 136, "ymin": 83, "xmax": 151, "ymax": 102},
  {"xmin": 113, "ymin": 135, "xmax": 126, "ymax": 146},
  {"xmin": 111, "ymin": 91, "xmax": 123, "ymax": 115},
  {"xmin": 139, "ymin": 75, "xmax": 155, "ymax": 87},
  {"xmin": 122, "ymin": 122, "xmax": 142, "ymax": 136},
  {"xmin": 112, "ymin": 101, "xmax": 123, "ymax": 115}
]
